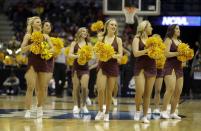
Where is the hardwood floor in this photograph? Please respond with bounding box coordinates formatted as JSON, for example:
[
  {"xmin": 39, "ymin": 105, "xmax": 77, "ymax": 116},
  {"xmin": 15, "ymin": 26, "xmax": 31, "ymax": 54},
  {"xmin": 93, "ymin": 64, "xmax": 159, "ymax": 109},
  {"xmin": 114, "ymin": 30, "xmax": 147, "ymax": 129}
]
[{"xmin": 0, "ymin": 96, "xmax": 201, "ymax": 131}]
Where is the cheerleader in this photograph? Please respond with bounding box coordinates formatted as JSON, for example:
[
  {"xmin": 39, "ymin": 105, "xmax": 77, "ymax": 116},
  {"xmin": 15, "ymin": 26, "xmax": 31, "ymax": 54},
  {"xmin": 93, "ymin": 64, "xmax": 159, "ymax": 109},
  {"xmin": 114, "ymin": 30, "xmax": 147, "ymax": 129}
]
[
  {"xmin": 21, "ymin": 16, "xmax": 54, "ymax": 118},
  {"xmin": 23, "ymin": 20, "xmax": 54, "ymax": 114},
  {"xmin": 132, "ymin": 21, "xmax": 156, "ymax": 123},
  {"xmin": 42, "ymin": 20, "xmax": 54, "ymax": 96},
  {"xmin": 69, "ymin": 27, "xmax": 90, "ymax": 113},
  {"xmin": 95, "ymin": 19, "xmax": 123, "ymax": 121},
  {"xmin": 161, "ymin": 24, "xmax": 183, "ymax": 119}
]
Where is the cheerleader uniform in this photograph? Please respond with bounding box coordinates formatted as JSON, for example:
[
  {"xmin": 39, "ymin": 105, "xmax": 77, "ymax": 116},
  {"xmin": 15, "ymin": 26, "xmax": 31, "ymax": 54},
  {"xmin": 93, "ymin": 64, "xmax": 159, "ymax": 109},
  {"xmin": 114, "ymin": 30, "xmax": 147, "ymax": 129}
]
[
  {"xmin": 99, "ymin": 37, "xmax": 119, "ymax": 77},
  {"xmin": 134, "ymin": 38, "xmax": 157, "ymax": 77},
  {"xmin": 156, "ymin": 69, "xmax": 164, "ymax": 78},
  {"xmin": 164, "ymin": 40, "xmax": 183, "ymax": 78},
  {"xmin": 72, "ymin": 43, "xmax": 89, "ymax": 79},
  {"xmin": 27, "ymin": 40, "xmax": 54, "ymax": 73}
]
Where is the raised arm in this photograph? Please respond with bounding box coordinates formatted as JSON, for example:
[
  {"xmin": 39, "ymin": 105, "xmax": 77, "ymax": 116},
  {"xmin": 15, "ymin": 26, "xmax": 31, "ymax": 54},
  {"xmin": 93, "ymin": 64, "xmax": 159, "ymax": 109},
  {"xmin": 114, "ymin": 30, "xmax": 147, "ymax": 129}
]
[{"xmin": 44, "ymin": 34, "xmax": 54, "ymax": 53}]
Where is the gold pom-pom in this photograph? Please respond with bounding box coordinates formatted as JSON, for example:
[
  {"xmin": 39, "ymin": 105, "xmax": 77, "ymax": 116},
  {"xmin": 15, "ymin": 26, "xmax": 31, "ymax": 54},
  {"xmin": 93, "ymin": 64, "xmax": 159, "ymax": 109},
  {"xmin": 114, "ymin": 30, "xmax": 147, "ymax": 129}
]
[
  {"xmin": 16, "ymin": 54, "xmax": 28, "ymax": 65},
  {"xmin": 177, "ymin": 43, "xmax": 194, "ymax": 62},
  {"xmin": 146, "ymin": 35, "xmax": 166, "ymax": 60},
  {"xmin": 30, "ymin": 31, "xmax": 44, "ymax": 44},
  {"xmin": 30, "ymin": 44, "xmax": 41, "ymax": 55},
  {"xmin": 104, "ymin": 43, "xmax": 115, "ymax": 60},
  {"xmin": 177, "ymin": 43, "xmax": 189, "ymax": 53},
  {"xmin": 96, "ymin": 21, "xmax": 104, "ymax": 30},
  {"xmin": 77, "ymin": 45, "xmax": 93, "ymax": 65},
  {"xmin": 77, "ymin": 56, "xmax": 87, "ymax": 65},
  {"xmin": 30, "ymin": 32, "xmax": 44, "ymax": 55},
  {"xmin": 64, "ymin": 46, "xmax": 75, "ymax": 66},
  {"xmin": 0, "ymin": 51, "xmax": 5, "ymax": 62},
  {"xmin": 91, "ymin": 23, "xmax": 97, "ymax": 32},
  {"xmin": 51, "ymin": 37, "xmax": 64, "ymax": 57},
  {"xmin": 40, "ymin": 42, "xmax": 53, "ymax": 60},
  {"xmin": 94, "ymin": 41, "xmax": 115, "ymax": 62},
  {"xmin": 3, "ymin": 55, "xmax": 14, "ymax": 65},
  {"xmin": 90, "ymin": 20, "xmax": 104, "ymax": 32},
  {"xmin": 41, "ymin": 49, "xmax": 53, "ymax": 60},
  {"xmin": 64, "ymin": 46, "xmax": 70, "ymax": 56},
  {"xmin": 156, "ymin": 56, "xmax": 166, "ymax": 69},
  {"xmin": 66, "ymin": 58, "xmax": 74, "ymax": 66},
  {"xmin": 146, "ymin": 34, "xmax": 163, "ymax": 48},
  {"xmin": 187, "ymin": 49, "xmax": 194, "ymax": 60},
  {"xmin": 120, "ymin": 55, "xmax": 128, "ymax": 65},
  {"xmin": 30, "ymin": 38, "xmax": 53, "ymax": 60},
  {"xmin": 148, "ymin": 47, "xmax": 164, "ymax": 60}
]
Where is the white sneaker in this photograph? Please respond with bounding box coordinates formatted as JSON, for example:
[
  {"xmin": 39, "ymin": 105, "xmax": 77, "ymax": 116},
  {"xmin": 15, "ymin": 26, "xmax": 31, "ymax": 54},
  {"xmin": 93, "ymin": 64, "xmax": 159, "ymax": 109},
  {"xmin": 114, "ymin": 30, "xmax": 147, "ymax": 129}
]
[
  {"xmin": 153, "ymin": 108, "xmax": 160, "ymax": 114},
  {"xmin": 73, "ymin": 106, "xmax": 80, "ymax": 114},
  {"xmin": 73, "ymin": 113, "xmax": 80, "ymax": 118},
  {"xmin": 141, "ymin": 116, "xmax": 150, "ymax": 124},
  {"xmin": 31, "ymin": 105, "xmax": 37, "ymax": 113},
  {"xmin": 112, "ymin": 98, "xmax": 117, "ymax": 106},
  {"xmin": 134, "ymin": 111, "xmax": 141, "ymax": 121},
  {"xmin": 161, "ymin": 111, "xmax": 170, "ymax": 119},
  {"xmin": 24, "ymin": 110, "xmax": 31, "ymax": 118},
  {"xmin": 170, "ymin": 113, "xmax": 181, "ymax": 120},
  {"xmin": 95, "ymin": 111, "xmax": 104, "ymax": 120},
  {"xmin": 82, "ymin": 106, "xmax": 89, "ymax": 113},
  {"xmin": 104, "ymin": 114, "xmax": 109, "ymax": 122},
  {"xmin": 36, "ymin": 107, "xmax": 43, "ymax": 118},
  {"xmin": 86, "ymin": 97, "xmax": 92, "ymax": 106}
]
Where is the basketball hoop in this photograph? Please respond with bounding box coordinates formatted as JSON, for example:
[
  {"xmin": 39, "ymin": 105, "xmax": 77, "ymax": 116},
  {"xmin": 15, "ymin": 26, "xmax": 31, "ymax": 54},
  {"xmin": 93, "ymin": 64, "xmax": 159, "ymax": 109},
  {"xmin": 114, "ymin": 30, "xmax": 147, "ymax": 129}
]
[{"xmin": 123, "ymin": 7, "xmax": 137, "ymax": 24}]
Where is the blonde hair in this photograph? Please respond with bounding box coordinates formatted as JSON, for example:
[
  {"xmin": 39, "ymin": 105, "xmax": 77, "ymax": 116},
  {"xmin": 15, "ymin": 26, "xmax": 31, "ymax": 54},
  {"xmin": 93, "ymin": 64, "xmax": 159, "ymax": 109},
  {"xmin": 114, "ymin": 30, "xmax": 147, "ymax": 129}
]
[
  {"xmin": 74, "ymin": 27, "xmax": 90, "ymax": 43},
  {"xmin": 99, "ymin": 18, "xmax": 118, "ymax": 37},
  {"xmin": 26, "ymin": 16, "xmax": 41, "ymax": 34},
  {"xmin": 135, "ymin": 20, "xmax": 150, "ymax": 38}
]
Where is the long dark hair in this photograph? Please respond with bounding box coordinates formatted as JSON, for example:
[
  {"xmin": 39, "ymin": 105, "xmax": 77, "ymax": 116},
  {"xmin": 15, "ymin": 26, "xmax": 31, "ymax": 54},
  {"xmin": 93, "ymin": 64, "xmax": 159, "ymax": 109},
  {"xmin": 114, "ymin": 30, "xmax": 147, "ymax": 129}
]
[
  {"xmin": 42, "ymin": 20, "xmax": 53, "ymax": 32},
  {"xmin": 165, "ymin": 24, "xmax": 178, "ymax": 39}
]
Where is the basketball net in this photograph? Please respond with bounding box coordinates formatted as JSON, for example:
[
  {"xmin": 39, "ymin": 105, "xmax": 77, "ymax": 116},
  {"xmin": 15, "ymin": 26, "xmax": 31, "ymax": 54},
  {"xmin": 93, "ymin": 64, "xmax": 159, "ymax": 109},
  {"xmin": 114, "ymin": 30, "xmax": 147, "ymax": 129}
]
[{"xmin": 123, "ymin": 7, "xmax": 137, "ymax": 24}]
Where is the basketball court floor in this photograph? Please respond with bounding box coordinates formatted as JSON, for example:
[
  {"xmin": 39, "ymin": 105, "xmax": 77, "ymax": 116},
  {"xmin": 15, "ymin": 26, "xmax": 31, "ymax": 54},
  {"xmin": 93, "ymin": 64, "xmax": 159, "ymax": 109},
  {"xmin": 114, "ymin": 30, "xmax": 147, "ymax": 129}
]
[
  {"xmin": 0, "ymin": 1, "xmax": 200, "ymax": 130},
  {"xmin": 0, "ymin": 96, "xmax": 201, "ymax": 131}
]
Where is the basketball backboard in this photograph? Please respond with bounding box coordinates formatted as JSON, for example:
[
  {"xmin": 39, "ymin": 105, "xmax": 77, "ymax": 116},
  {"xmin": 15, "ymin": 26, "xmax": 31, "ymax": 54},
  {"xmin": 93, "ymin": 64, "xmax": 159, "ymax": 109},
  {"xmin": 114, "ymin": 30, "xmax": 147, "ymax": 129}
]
[{"xmin": 103, "ymin": 0, "xmax": 160, "ymax": 16}]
